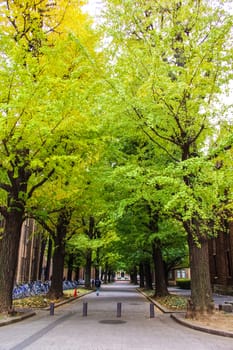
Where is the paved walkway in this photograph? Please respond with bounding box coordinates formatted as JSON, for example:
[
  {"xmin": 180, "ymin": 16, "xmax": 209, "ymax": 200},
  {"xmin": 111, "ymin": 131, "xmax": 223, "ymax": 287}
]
[
  {"xmin": 0, "ymin": 282, "xmax": 232, "ymax": 350},
  {"xmin": 168, "ymin": 286, "xmax": 233, "ymax": 307}
]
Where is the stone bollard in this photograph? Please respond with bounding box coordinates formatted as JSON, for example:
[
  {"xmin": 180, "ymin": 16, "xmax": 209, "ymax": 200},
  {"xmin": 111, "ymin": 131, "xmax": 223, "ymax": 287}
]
[
  {"xmin": 83, "ymin": 302, "xmax": 88, "ymax": 316},
  {"xmin": 50, "ymin": 302, "xmax": 54, "ymax": 316},
  {"xmin": 117, "ymin": 302, "xmax": 122, "ymax": 317},
  {"xmin": 150, "ymin": 303, "xmax": 155, "ymax": 318},
  {"xmin": 219, "ymin": 304, "xmax": 233, "ymax": 313}
]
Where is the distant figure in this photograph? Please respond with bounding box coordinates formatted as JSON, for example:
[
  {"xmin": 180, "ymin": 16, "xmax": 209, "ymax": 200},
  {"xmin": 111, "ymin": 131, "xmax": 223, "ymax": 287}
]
[{"xmin": 95, "ymin": 278, "xmax": 101, "ymax": 296}]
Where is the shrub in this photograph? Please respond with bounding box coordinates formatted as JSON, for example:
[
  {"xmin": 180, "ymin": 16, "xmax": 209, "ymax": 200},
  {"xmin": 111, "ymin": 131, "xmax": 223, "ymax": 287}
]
[{"xmin": 176, "ymin": 278, "xmax": 191, "ymax": 289}]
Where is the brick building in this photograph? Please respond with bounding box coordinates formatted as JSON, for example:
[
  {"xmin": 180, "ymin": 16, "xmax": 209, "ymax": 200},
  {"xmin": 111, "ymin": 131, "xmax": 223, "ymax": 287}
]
[
  {"xmin": 16, "ymin": 219, "xmax": 42, "ymax": 283},
  {"xmin": 209, "ymin": 221, "xmax": 233, "ymax": 295}
]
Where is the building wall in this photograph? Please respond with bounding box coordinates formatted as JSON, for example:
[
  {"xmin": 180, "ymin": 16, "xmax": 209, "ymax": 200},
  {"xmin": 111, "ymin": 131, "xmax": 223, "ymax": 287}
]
[
  {"xmin": 16, "ymin": 220, "xmax": 94, "ymax": 283},
  {"xmin": 209, "ymin": 221, "xmax": 233, "ymax": 294},
  {"xmin": 16, "ymin": 219, "xmax": 41, "ymax": 283},
  {"xmin": 168, "ymin": 267, "xmax": 191, "ymax": 286}
]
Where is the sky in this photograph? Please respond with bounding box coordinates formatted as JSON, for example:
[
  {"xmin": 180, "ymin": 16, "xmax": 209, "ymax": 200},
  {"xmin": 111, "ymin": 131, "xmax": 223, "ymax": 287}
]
[{"xmin": 83, "ymin": 0, "xmax": 104, "ymax": 18}]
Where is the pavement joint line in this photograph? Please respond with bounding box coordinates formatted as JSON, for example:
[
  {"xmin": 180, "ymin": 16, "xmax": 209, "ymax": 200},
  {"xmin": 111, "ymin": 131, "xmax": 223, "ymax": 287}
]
[{"xmin": 8, "ymin": 312, "xmax": 74, "ymax": 350}]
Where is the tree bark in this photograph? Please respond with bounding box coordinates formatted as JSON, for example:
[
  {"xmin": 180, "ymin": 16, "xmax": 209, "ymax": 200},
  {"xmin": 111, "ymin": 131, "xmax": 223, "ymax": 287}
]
[
  {"xmin": 139, "ymin": 262, "xmax": 145, "ymax": 288},
  {"xmin": 75, "ymin": 266, "xmax": 80, "ymax": 281},
  {"xmin": 152, "ymin": 240, "xmax": 169, "ymax": 297},
  {"xmin": 104, "ymin": 263, "xmax": 108, "ymax": 283},
  {"xmin": 45, "ymin": 238, "xmax": 52, "ymax": 281},
  {"xmin": 47, "ymin": 209, "xmax": 70, "ymax": 299},
  {"xmin": 84, "ymin": 249, "xmax": 92, "ymax": 288},
  {"xmin": 144, "ymin": 261, "xmax": 153, "ymax": 289},
  {"xmin": 107, "ymin": 270, "xmax": 112, "ymax": 283},
  {"xmin": 38, "ymin": 237, "xmax": 47, "ymax": 280},
  {"xmin": 47, "ymin": 238, "xmax": 65, "ymax": 299},
  {"xmin": 0, "ymin": 210, "xmax": 23, "ymax": 313},
  {"xmin": 84, "ymin": 216, "xmax": 96, "ymax": 288},
  {"xmin": 131, "ymin": 265, "xmax": 138, "ymax": 284},
  {"xmin": 186, "ymin": 232, "xmax": 214, "ymax": 318}
]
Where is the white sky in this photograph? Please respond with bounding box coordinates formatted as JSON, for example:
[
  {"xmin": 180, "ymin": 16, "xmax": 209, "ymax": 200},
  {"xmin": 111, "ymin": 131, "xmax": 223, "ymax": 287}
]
[{"xmin": 83, "ymin": 0, "xmax": 103, "ymax": 18}]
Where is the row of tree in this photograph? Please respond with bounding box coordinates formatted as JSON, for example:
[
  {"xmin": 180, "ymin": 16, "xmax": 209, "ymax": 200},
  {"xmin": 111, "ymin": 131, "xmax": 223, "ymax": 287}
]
[{"xmin": 0, "ymin": 0, "xmax": 232, "ymax": 319}]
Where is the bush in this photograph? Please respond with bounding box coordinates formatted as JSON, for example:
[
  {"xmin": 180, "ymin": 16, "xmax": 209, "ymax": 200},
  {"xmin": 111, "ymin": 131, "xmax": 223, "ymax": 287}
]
[{"xmin": 176, "ymin": 278, "xmax": 191, "ymax": 289}]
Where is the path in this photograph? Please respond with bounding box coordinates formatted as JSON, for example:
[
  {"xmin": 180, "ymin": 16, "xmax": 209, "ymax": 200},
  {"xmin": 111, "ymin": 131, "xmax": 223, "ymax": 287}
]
[{"xmin": 0, "ymin": 282, "xmax": 232, "ymax": 350}]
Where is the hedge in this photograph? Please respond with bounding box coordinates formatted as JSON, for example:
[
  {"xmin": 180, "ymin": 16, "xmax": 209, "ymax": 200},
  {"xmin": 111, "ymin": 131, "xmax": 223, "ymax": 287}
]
[{"xmin": 176, "ymin": 278, "xmax": 191, "ymax": 289}]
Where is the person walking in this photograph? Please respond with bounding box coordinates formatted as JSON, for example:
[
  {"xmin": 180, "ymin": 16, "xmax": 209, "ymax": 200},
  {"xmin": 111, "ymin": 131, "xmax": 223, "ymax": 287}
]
[{"xmin": 95, "ymin": 278, "xmax": 101, "ymax": 296}]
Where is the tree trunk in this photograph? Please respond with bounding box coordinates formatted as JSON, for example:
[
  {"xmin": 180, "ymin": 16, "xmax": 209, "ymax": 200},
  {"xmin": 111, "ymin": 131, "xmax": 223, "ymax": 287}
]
[
  {"xmin": 45, "ymin": 238, "xmax": 52, "ymax": 281},
  {"xmin": 139, "ymin": 262, "xmax": 145, "ymax": 288},
  {"xmin": 47, "ymin": 209, "xmax": 70, "ymax": 299},
  {"xmin": 144, "ymin": 261, "xmax": 153, "ymax": 289},
  {"xmin": 131, "ymin": 265, "xmax": 138, "ymax": 284},
  {"xmin": 0, "ymin": 211, "xmax": 23, "ymax": 313},
  {"xmin": 85, "ymin": 249, "xmax": 92, "ymax": 288},
  {"xmin": 107, "ymin": 270, "xmax": 112, "ymax": 283},
  {"xmin": 186, "ymin": 232, "xmax": 214, "ymax": 319},
  {"xmin": 48, "ymin": 240, "xmax": 65, "ymax": 299},
  {"xmin": 104, "ymin": 263, "xmax": 109, "ymax": 283},
  {"xmin": 38, "ymin": 237, "xmax": 47, "ymax": 280},
  {"xmin": 152, "ymin": 240, "xmax": 169, "ymax": 297},
  {"xmin": 75, "ymin": 266, "xmax": 80, "ymax": 281}
]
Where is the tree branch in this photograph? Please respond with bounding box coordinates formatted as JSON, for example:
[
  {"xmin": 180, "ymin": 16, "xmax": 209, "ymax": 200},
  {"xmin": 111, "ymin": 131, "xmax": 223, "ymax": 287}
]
[
  {"xmin": 0, "ymin": 183, "xmax": 11, "ymax": 192},
  {"xmin": 0, "ymin": 205, "xmax": 8, "ymax": 218},
  {"xmin": 27, "ymin": 168, "xmax": 55, "ymax": 199}
]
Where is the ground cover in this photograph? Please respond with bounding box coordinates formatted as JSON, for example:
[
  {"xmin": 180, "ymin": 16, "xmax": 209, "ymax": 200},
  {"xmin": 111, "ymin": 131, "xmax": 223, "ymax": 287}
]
[
  {"xmin": 0, "ymin": 288, "xmax": 92, "ymax": 322},
  {"xmin": 12, "ymin": 288, "xmax": 90, "ymax": 309},
  {"xmin": 141, "ymin": 289, "xmax": 233, "ymax": 333},
  {"xmin": 154, "ymin": 295, "xmax": 188, "ymax": 310}
]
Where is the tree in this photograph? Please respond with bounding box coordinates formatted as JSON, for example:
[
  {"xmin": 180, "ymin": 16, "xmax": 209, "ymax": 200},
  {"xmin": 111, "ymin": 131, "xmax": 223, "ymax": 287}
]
[
  {"xmin": 0, "ymin": 0, "xmax": 98, "ymax": 312},
  {"xmin": 101, "ymin": 0, "xmax": 233, "ymax": 317},
  {"xmin": 40, "ymin": 208, "xmax": 74, "ymax": 298}
]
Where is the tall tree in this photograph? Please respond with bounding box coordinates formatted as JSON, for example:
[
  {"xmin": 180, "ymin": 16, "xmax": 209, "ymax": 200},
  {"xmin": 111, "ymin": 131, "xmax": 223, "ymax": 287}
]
[
  {"xmin": 101, "ymin": 0, "xmax": 233, "ymax": 317},
  {"xmin": 0, "ymin": 0, "xmax": 98, "ymax": 312},
  {"xmin": 37, "ymin": 207, "xmax": 74, "ymax": 298}
]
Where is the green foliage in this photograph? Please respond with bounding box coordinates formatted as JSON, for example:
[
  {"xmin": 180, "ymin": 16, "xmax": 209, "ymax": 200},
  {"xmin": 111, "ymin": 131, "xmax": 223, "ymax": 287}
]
[{"xmin": 100, "ymin": 0, "xmax": 233, "ymax": 240}]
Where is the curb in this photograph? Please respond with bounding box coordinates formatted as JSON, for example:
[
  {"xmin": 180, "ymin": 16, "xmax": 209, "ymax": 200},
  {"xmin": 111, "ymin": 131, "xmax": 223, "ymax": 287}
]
[
  {"xmin": 0, "ymin": 289, "xmax": 93, "ymax": 327},
  {"xmin": 137, "ymin": 289, "xmax": 170, "ymax": 313},
  {"xmin": 0, "ymin": 310, "xmax": 36, "ymax": 327},
  {"xmin": 137, "ymin": 289, "xmax": 183, "ymax": 314},
  {"xmin": 171, "ymin": 313, "xmax": 233, "ymax": 338},
  {"xmin": 137, "ymin": 288, "xmax": 233, "ymax": 338},
  {"xmin": 44, "ymin": 289, "xmax": 93, "ymax": 310}
]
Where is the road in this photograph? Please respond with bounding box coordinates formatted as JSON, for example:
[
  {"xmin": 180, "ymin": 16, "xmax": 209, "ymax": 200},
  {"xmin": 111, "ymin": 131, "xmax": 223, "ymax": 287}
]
[{"xmin": 0, "ymin": 282, "xmax": 232, "ymax": 350}]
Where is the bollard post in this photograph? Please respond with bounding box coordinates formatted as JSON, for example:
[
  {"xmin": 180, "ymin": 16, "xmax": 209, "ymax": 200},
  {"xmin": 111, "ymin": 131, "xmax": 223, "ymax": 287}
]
[
  {"xmin": 117, "ymin": 302, "xmax": 122, "ymax": 318},
  {"xmin": 150, "ymin": 303, "xmax": 155, "ymax": 318},
  {"xmin": 50, "ymin": 302, "xmax": 54, "ymax": 316},
  {"xmin": 83, "ymin": 302, "xmax": 88, "ymax": 317}
]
